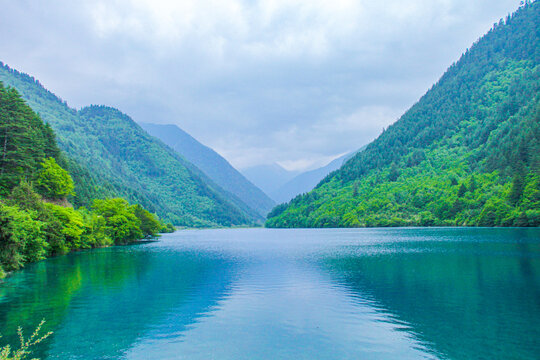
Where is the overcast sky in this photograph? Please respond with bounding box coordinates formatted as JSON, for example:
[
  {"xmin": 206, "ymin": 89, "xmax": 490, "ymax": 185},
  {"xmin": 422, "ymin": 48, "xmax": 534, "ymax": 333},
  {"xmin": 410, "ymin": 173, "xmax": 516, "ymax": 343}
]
[{"xmin": 0, "ymin": 0, "xmax": 521, "ymax": 171}]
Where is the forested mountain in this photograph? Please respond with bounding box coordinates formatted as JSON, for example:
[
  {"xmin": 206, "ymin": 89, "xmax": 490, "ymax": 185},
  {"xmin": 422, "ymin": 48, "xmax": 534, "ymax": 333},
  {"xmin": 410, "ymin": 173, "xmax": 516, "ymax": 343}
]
[
  {"xmin": 0, "ymin": 65, "xmax": 260, "ymax": 227},
  {"xmin": 272, "ymin": 150, "xmax": 361, "ymax": 204},
  {"xmin": 140, "ymin": 123, "xmax": 275, "ymax": 217},
  {"xmin": 0, "ymin": 83, "xmax": 172, "ymax": 277},
  {"xmin": 242, "ymin": 163, "xmax": 298, "ymax": 201},
  {"xmin": 267, "ymin": 2, "xmax": 540, "ymax": 228}
]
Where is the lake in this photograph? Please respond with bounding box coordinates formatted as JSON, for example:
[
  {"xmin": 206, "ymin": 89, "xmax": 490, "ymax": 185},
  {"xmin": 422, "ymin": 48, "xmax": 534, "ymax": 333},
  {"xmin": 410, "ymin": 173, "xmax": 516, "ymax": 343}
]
[{"xmin": 0, "ymin": 228, "xmax": 539, "ymax": 359}]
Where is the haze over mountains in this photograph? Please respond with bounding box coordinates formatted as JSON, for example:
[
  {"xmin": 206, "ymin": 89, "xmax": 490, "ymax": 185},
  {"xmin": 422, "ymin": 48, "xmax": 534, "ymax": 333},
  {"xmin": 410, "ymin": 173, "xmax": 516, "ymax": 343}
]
[
  {"xmin": 272, "ymin": 150, "xmax": 361, "ymax": 204},
  {"xmin": 241, "ymin": 164, "xmax": 298, "ymax": 201},
  {"xmin": 243, "ymin": 151, "xmax": 361, "ymax": 204}
]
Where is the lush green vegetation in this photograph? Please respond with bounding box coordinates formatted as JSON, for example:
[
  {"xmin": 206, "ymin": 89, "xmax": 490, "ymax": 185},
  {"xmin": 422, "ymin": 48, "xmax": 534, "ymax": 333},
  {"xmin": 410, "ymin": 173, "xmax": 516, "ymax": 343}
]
[
  {"xmin": 0, "ymin": 84, "xmax": 62, "ymax": 196},
  {"xmin": 0, "ymin": 320, "xmax": 51, "ymax": 360},
  {"xmin": 35, "ymin": 157, "xmax": 75, "ymax": 200},
  {"xmin": 0, "ymin": 69, "xmax": 261, "ymax": 227},
  {"xmin": 0, "ymin": 84, "xmax": 173, "ymax": 278},
  {"xmin": 267, "ymin": 2, "xmax": 540, "ymax": 228}
]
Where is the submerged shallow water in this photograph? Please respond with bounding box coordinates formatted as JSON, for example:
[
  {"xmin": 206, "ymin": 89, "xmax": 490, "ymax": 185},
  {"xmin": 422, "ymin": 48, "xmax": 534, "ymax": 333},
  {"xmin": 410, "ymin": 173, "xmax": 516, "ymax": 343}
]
[{"xmin": 0, "ymin": 228, "xmax": 539, "ymax": 359}]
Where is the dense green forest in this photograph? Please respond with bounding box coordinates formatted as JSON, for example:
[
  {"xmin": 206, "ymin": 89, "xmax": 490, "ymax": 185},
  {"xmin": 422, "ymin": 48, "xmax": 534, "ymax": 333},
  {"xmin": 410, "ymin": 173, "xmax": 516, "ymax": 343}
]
[
  {"xmin": 267, "ymin": 2, "xmax": 540, "ymax": 228},
  {"xmin": 0, "ymin": 83, "xmax": 173, "ymax": 278},
  {"xmin": 0, "ymin": 68, "xmax": 262, "ymax": 227}
]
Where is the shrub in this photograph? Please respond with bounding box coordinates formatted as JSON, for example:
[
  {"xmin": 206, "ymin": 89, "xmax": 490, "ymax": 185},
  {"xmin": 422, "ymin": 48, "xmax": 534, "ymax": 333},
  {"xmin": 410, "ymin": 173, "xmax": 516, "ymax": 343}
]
[
  {"xmin": 0, "ymin": 320, "xmax": 52, "ymax": 360},
  {"xmin": 35, "ymin": 158, "xmax": 75, "ymax": 200}
]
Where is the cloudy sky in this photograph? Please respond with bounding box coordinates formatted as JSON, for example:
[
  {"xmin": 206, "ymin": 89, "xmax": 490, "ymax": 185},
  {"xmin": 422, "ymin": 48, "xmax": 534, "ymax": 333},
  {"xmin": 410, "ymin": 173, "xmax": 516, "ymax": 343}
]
[{"xmin": 0, "ymin": 0, "xmax": 520, "ymax": 171}]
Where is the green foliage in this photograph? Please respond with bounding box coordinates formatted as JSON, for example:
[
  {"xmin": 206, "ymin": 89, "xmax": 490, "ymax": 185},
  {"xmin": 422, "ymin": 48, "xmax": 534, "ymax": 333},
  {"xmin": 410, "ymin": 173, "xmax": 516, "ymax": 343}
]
[
  {"xmin": 92, "ymin": 198, "xmax": 142, "ymax": 245},
  {"xmin": 1, "ymin": 183, "xmax": 171, "ymax": 272},
  {"xmin": 0, "ymin": 84, "xmax": 61, "ymax": 196},
  {"xmin": 35, "ymin": 157, "xmax": 74, "ymax": 200},
  {"xmin": 133, "ymin": 204, "xmax": 162, "ymax": 238},
  {"xmin": 267, "ymin": 2, "xmax": 540, "ymax": 229},
  {"xmin": 457, "ymin": 183, "xmax": 467, "ymax": 197},
  {"xmin": 78, "ymin": 208, "xmax": 113, "ymax": 248},
  {"xmin": 509, "ymin": 173, "xmax": 525, "ymax": 204},
  {"xmin": 160, "ymin": 222, "xmax": 176, "ymax": 233},
  {"xmin": 0, "ymin": 202, "xmax": 46, "ymax": 272},
  {"xmin": 8, "ymin": 180, "xmax": 44, "ymax": 212},
  {"xmin": 0, "ymin": 319, "xmax": 52, "ymax": 360},
  {"xmin": 42, "ymin": 203, "xmax": 84, "ymax": 254}
]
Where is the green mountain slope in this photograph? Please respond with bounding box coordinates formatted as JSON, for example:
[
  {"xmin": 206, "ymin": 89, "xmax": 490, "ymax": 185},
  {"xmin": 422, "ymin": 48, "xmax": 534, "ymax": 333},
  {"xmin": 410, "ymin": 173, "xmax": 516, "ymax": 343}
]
[
  {"xmin": 0, "ymin": 66, "xmax": 257, "ymax": 227},
  {"xmin": 140, "ymin": 123, "xmax": 275, "ymax": 217},
  {"xmin": 267, "ymin": 2, "xmax": 540, "ymax": 228}
]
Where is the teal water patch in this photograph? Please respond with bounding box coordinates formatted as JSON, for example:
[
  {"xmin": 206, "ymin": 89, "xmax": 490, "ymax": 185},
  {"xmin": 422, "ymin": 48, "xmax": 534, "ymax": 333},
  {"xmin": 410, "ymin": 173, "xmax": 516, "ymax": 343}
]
[{"xmin": 0, "ymin": 228, "xmax": 539, "ymax": 359}]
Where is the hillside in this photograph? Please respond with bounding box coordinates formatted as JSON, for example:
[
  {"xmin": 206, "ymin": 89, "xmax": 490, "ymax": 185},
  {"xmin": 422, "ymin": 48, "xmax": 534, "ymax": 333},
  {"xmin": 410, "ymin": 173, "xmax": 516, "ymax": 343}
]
[
  {"xmin": 140, "ymin": 123, "xmax": 275, "ymax": 217},
  {"xmin": 266, "ymin": 2, "xmax": 540, "ymax": 228},
  {"xmin": 0, "ymin": 66, "xmax": 258, "ymax": 227}
]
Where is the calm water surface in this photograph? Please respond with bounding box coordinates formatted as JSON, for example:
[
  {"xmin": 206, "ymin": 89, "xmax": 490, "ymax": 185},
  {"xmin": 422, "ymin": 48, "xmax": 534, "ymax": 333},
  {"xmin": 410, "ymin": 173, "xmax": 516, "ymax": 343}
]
[{"xmin": 0, "ymin": 228, "xmax": 539, "ymax": 359}]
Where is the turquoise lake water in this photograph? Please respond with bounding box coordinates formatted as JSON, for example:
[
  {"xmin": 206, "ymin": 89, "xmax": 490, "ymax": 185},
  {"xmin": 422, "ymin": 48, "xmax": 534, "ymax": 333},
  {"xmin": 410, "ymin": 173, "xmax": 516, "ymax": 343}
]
[{"xmin": 0, "ymin": 228, "xmax": 539, "ymax": 359}]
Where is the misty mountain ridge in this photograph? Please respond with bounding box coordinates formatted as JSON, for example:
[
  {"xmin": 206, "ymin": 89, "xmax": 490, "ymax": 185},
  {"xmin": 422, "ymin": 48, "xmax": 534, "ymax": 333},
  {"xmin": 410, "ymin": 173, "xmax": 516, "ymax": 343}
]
[
  {"xmin": 241, "ymin": 163, "xmax": 299, "ymax": 200},
  {"xmin": 140, "ymin": 122, "xmax": 275, "ymax": 217},
  {"xmin": 272, "ymin": 149, "xmax": 363, "ymax": 204},
  {"xmin": 243, "ymin": 151, "xmax": 365, "ymax": 203}
]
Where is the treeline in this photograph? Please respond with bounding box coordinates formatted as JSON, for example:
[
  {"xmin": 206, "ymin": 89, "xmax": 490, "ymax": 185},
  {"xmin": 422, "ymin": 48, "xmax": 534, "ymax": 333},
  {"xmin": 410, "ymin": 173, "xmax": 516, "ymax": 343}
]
[
  {"xmin": 266, "ymin": 1, "xmax": 540, "ymax": 228},
  {"xmin": 0, "ymin": 82, "xmax": 174, "ymax": 278}
]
